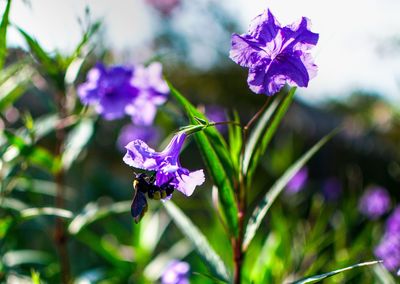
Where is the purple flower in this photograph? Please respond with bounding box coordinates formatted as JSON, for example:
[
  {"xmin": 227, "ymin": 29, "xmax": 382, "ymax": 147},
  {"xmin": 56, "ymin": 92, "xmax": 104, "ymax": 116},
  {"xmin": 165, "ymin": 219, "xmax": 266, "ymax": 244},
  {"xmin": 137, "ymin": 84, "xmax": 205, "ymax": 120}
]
[
  {"xmin": 230, "ymin": 9, "xmax": 318, "ymax": 96},
  {"xmin": 161, "ymin": 260, "xmax": 190, "ymax": 284},
  {"xmin": 123, "ymin": 132, "xmax": 205, "ymax": 197},
  {"xmin": 127, "ymin": 62, "xmax": 169, "ymax": 125},
  {"xmin": 78, "ymin": 62, "xmax": 168, "ymax": 124},
  {"xmin": 117, "ymin": 124, "xmax": 161, "ymax": 152},
  {"xmin": 322, "ymin": 178, "xmax": 342, "ymax": 201},
  {"xmin": 375, "ymin": 233, "xmax": 400, "ymax": 272},
  {"xmin": 286, "ymin": 167, "xmax": 308, "ymax": 194},
  {"xmin": 374, "ymin": 207, "xmax": 400, "ymax": 272},
  {"xmin": 386, "ymin": 207, "xmax": 400, "ymax": 234},
  {"xmin": 358, "ymin": 186, "xmax": 391, "ymax": 219},
  {"xmin": 78, "ymin": 63, "xmax": 137, "ymax": 120}
]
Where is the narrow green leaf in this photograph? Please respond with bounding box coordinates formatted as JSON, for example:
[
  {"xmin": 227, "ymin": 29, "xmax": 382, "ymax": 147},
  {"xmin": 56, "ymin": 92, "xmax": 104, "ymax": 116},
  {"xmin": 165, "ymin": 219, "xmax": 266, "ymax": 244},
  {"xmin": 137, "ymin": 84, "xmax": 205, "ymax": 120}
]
[
  {"xmin": 3, "ymin": 131, "xmax": 60, "ymax": 173},
  {"xmin": 15, "ymin": 177, "xmax": 75, "ymax": 199},
  {"xmin": 19, "ymin": 207, "xmax": 73, "ymax": 220},
  {"xmin": 30, "ymin": 270, "xmax": 41, "ymax": 284},
  {"xmin": 164, "ymin": 201, "xmax": 230, "ymax": 282},
  {"xmin": 292, "ymin": 260, "xmax": 382, "ymax": 284},
  {"xmin": 227, "ymin": 110, "xmax": 242, "ymax": 172},
  {"xmin": 68, "ymin": 201, "xmax": 131, "ymax": 235},
  {"xmin": 243, "ymin": 129, "xmax": 338, "ymax": 250},
  {"xmin": 75, "ymin": 229, "xmax": 130, "ymax": 267},
  {"xmin": 1, "ymin": 197, "xmax": 28, "ymax": 211},
  {"xmin": 67, "ymin": 21, "xmax": 101, "ymax": 65},
  {"xmin": 0, "ymin": 0, "xmax": 11, "ymax": 69},
  {"xmin": 0, "ymin": 65, "xmax": 33, "ymax": 112},
  {"xmin": 17, "ymin": 28, "xmax": 58, "ymax": 75},
  {"xmin": 62, "ymin": 118, "xmax": 94, "ymax": 170},
  {"xmin": 168, "ymin": 82, "xmax": 238, "ymax": 236},
  {"xmin": 243, "ymin": 96, "xmax": 282, "ymax": 173},
  {"xmin": 2, "ymin": 250, "xmax": 53, "ymax": 267},
  {"xmin": 245, "ymin": 87, "xmax": 296, "ymax": 182}
]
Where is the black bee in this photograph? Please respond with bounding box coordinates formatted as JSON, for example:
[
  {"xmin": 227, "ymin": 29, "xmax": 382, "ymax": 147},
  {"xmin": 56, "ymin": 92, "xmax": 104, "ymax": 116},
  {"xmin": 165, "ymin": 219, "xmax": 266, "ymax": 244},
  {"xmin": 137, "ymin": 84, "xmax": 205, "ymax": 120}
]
[{"xmin": 131, "ymin": 173, "xmax": 175, "ymax": 223}]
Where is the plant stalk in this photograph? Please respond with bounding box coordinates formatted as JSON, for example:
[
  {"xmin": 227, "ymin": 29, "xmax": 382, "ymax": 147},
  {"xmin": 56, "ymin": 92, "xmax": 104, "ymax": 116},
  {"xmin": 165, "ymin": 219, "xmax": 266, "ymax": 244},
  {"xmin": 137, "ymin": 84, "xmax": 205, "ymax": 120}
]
[{"xmin": 54, "ymin": 92, "xmax": 71, "ymax": 284}]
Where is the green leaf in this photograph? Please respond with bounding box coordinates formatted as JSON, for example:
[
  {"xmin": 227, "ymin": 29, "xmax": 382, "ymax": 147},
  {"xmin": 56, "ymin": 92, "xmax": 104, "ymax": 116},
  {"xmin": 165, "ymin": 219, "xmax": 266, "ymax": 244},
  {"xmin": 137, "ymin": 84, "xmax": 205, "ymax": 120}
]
[
  {"xmin": 168, "ymin": 82, "xmax": 238, "ymax": 237},
  {"xmin": 17, "ymin": 27, "xmax": 64, "ymax": 89},
  {"xmin": 67, "ymin": 21, "xmax": 101, "ymax": 66},
  {"xmin": 164, "ymin": 201, "xmax": 230, "ymax": 282},
  {"xmin": 17, "ymin": 28, "xmax": 58, "ymax": 74},
  {"xmin": 15, "ymin": 177, "xmax": 75, "ymax": 199},
  {"xmin": 68, "ymin": 201, "xmax": 131, "ymax": 235},
  {"xmin": 3, "ymin": 131, "xmax": 60, "ymax": 173},
  {"xmin": 291, "ymin": 260, "xmax": 382, "ymax": 284},
  {"xmin": 227, "ymin": 110, "xmax": 242, "ymax": 172},
  {"xmin": 75, "ymin": 229, "xmax": 130, "ymax": 267},
  {"xmin": 243, "ymin": 129, "xmax": 338, "ymax": 250},
  {"xmin": 244, "ymin": 87, "xmax": 296, "ymax": 183},
  {"xmin": 1, "ymin": 197, "xmax": 28, "ymax": 211},
  {"xmin": 62, "ymin": 118, "xmax": 94, "ymax": 170},
  {"xmin": 0, "ymin": 65, "xmax": 33, "ymax": 112},
  {"xmin": 2, "ymin": 250, "xmax": 53, "ymax": 267},
  {"xmin": 0, "ymin": 0, "xmax": 11, "ymax": 70},
  {"xmin": 30, "ymin": 270, "xmax": 41, "ymax": 284},
  {"xmin": 19, "ymin": 207, "xmax": 74, "ymax": 220}
]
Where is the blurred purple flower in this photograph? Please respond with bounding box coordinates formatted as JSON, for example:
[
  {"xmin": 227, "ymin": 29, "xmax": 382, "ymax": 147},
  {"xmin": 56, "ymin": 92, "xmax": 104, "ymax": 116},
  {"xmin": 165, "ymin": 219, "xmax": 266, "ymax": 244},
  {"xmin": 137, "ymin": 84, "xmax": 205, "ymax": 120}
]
[
  {"xmin": 123, "ymin": 132, "xmax": 204, "ymax": 197},
  {"xmin": 375, "ymin": 233, "xmax": 400, "ymax": 272},
  {"xmin": 78, "ymin": 62, "xmax": 168, "ymax": 124},
  {"xmin": 358, "ymin": 186, "xmax": 391, "ymax": 219},
  {"xmin": 161, "ymin": 260, "xmax": 190, "ymax": 284},
  {"xmin": 117, "ymin": 124, "xmax": 160, "ymax": 152},
  {"xmin": 205, "ymin": 105, "xmax": 227, "ymax": 133},
  {"xmin": 146, "ymin": 0, "xmax": 180, "ymax": 16},
  {"xmin": 386, "ymin": 207, "xmax": 400, "ymax": 234},
  {"xmin": 127, "ymin": 62, "xmax": 169, "ymax": 125},
  {"xmin": 286, "ymin": 167, "xmax": 308, "ymax": 194},
  {"xmin": 322, "ymin": 178, "xmax": 342, "ymax": 201},
  {"xmin": 78, "ymin": 63, "xmax": 137, "ymax": 120},
  {"xmin": 230, "ymin": 9, "xmax": 318, "ymax": 95}
]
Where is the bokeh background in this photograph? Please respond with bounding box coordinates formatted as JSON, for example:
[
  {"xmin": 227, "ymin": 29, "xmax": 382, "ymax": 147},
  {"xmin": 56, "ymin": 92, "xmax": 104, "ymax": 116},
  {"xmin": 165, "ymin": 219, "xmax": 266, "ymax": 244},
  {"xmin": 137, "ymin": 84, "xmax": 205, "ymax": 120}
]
[{"xmin": 1, "ymin": 0, "xmax": 399, "ymax": 283}]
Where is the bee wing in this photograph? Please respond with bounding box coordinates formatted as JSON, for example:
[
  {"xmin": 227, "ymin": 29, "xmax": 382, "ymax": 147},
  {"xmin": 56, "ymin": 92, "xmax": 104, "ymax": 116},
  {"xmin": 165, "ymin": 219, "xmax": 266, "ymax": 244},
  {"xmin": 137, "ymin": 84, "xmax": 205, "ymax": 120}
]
[{"xmin": 131, "ymin": 187, "xmax": 148, "ymax": 223}]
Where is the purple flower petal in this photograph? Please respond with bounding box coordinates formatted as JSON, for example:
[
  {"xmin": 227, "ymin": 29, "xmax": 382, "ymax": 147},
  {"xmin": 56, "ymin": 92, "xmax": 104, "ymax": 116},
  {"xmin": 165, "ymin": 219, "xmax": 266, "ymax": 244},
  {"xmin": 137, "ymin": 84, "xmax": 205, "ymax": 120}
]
[
  {"xmin": 161, "ymin": 260, "xmax": 190, "ymax": 284},
  {"xmin": 286, "ymin": 167, "xmax": 308, "ymax": 194}
]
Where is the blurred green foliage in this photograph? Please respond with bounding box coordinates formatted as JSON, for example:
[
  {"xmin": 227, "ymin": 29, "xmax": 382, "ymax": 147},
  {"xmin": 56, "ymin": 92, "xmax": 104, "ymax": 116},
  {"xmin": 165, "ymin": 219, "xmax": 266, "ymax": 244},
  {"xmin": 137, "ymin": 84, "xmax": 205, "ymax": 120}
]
[{"xmin": 0, "ymin": 1, "xmax": 399, "ymax": 283}]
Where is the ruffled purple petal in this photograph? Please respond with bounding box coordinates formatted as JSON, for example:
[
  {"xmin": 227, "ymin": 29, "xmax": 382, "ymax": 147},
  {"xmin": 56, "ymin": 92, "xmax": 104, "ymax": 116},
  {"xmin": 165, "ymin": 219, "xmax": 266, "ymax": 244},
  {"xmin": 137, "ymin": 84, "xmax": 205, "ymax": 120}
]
[
  {"xmin": 267, "ymin": 52, "xmax": 310, "ymax": 87},
  {"xmin": 176, "ymin": 169, "xmax": 205, "ymax": 196},
  {"xmin": 123, "ymin": 140, "xmax": 160, "ymax": 170},
  {"xmin": 248, "ymin": 9, "xmax": 281, "ymax": 43},
  {"xmin": 282, "ymin": 17, "xmax": 319, "ymax": 51},
  {"xmin": 230, "ymin": 34, "xmax": 265, "ymax": 68}
]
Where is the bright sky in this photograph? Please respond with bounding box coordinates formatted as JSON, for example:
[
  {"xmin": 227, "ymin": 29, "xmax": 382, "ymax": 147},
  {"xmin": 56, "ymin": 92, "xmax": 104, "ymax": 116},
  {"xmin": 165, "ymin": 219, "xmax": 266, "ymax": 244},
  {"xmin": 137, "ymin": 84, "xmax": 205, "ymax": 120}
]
[{"xmin": 3, "ymin": 0, "xmax": 400, "ymax": 104}]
